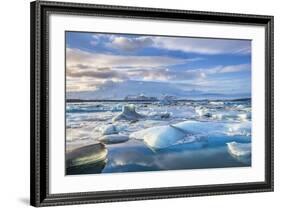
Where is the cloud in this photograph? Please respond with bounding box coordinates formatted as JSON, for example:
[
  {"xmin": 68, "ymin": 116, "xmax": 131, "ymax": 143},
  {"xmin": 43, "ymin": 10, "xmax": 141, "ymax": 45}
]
[
  {"xmin": 107, "ymin": 36, "xmax": 153, "ymax": 51},
  {"xmin": 202, "ymin": 63, "xmax": 251, "ymax": 74},
  {"xmin": 66, "ymin": 48, "xmax": 189, "ymax": 69},
  {"xmin": 67, "ymin": 66, "xmax": 126, "ymax": 80},
  {"xmin": 152, "ymin": 37, "xmax": 251, "ymax": 55},
  {"xmin": 66, "ymin": 48, "xmax": 193, "ymax": 90},
  {"xmin": 66, "ymin": 47, "xmax": 250, "ymax": 93},
  {"xmin": 105, "ymin": 35, "xmax": 251, "ymax": 55}
]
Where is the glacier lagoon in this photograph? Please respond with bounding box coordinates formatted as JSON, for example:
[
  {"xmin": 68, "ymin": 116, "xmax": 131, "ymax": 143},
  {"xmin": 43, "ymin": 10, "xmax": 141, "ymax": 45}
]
[{"xmin": 66, "ymin": 99, "xmax": 251, "ymax": 175}]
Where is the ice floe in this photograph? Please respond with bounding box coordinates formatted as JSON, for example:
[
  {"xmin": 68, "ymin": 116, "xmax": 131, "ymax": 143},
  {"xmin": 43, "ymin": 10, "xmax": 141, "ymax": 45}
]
[
  {"xmin": 98, "ymin": 135, "xmax": 129, "ymax": 144},
  {"xmin": 227, "ymin": 142, "xmax": 251, "ymax": 157},
  {"xmin": 195, "ymin": 106, "xmax": 208, "ymax": 117},
  {"xmin": 66, "ymin": 143, "xmax": 108, "ymax": 167},
  {"xmin": 146, "ymin": 111, "xmax": 171, "ymax": 120},
  {"xmin": 99, "ymin": 124, "xmax": 119, "ymax": 135},
  {"xmin": 130, "ymin": 120, "xmax": 251, "ymax": 150},
  {"xmin": 130, "ymin": 125, "xmax": 187, "ymax": 149},
  {"xmin": 226, "ymin": 121, "xmax": 251, "ymax": 136},
  {"xmin": 172, "ymin": 120, "xmax": 226, "ymax": 135},
  {"xmin": 209, "ymin": 101, "xmax": 224, "ymax": 105}
]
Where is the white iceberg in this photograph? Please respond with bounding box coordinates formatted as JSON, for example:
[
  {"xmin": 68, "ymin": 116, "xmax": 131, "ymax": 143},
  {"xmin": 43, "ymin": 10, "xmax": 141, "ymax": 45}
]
[
  {"xmin": 209, "ymin": 101, "xmax": 224, "ymax": 105},
  {"xmin": 227, "ymin": 142, "xmax": 251, "ymax": 157},
  {"xmin": 147, "ymin": 111, "xmax": 171, "ymax": 120},
  {"xmin": 130, "ymin": 125, "xmax": 187, "ymax": 149},
  {"xmin": 112, "ymin": 104, "xmax": 144, "ymax": 122},
  {"xmin": 129, "ymin": 120, "xmax": 251, "ymax": 150},
  {"xmin": 226, "ymin": 121, "xmax": 251, "ymax": 136},
  {"xmin": 99, "ymin": 124, "xmax": 119, "ymax": 135},
  {"xmin": 172, "ymin": 120, "xmax": 226, "ymax": 135},
  {"xmin": 237, "ymin": 112, "xmax": 251, "ymax": 121},
  {"xmin": 195, "ymin": 106, "xmax": 208, "ymax": 117},
  {"xmin": 98, "ymin": 135, "xmax": 129, "ymax": 144}
]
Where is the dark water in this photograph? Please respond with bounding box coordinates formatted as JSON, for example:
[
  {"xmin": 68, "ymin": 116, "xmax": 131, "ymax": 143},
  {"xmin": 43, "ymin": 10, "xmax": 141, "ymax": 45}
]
[{"xmin": 66, "ymin": 138, "xmax": 250, "ymax": 175}]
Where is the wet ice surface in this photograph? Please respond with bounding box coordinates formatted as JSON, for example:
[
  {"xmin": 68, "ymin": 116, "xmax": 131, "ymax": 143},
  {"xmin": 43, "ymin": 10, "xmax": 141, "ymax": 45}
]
[{"xmin": 66, "ymin": 99, "xmax": 251, "ymax": 175}]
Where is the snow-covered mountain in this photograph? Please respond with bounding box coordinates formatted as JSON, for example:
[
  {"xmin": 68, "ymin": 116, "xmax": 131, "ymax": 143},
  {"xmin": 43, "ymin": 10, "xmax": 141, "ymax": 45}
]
[{"xmin": 66, "ymin": 80, "xmax": 250, "ymax": 100}]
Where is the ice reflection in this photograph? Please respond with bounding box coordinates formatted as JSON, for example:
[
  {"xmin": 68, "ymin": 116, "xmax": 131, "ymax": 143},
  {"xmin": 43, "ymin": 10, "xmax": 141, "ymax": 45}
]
[{"xmin": 102, "ymin": 139, "xmax": 249, "ymax": 174}]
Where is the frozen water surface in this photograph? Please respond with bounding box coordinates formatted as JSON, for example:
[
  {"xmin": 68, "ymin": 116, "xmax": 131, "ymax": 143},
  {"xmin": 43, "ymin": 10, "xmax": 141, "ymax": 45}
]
[{"xmin": 66, "ymin": 100, "xmax": 251, "ymax": 175}]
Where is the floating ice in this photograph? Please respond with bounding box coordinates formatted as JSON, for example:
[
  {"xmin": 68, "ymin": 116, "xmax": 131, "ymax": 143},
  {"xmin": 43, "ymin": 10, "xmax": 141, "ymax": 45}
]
[
  {"xmin": 110, "ymin": 103, "xmax": 123, "ymax": 112},
  {"xmin": 112, "ymin": 104, "xmax": 144, "ymax": 122},
  {"xmin": 195, "ymin": 106, "xmax": 208, "ymax": 117},
  {"xmin": 211, "ymin": 113, "xmax": 223, "ymax": 120},
  {"xmin": 98, "ymin": 124, "xmax": 119, "ymax": 135},
  {"xmin": 237, "ymin": 112, "xmax": 251, "ymax": 121},
  {"xmin": 130, "ymin": 119, "xmax": 252, "ymax": 150},
  {"xmin": 66, "ymin": 143, "xmax": 108, "ymax": 167},
  {"xmin": 209, "ymin": 101, "xmax": 224, "ymax": 105},
  {"xmin": 98, "ymin": 135, "xmax": 129, "ymax": 144},
  {"xmin": 226, "ymin": 121, "xmax": 251, "ymax": 136},
  {"xmin": 147, "ymin": 111, "xmax": 171, "ymax": 120},
  {"xmin": 130, "ymin": 125, "xmax": 187, "ymax": 149},
  {"xmin": 172, "ymin": 120, "xmax": 226, "ymax": 135},
  {"xmin": 227, "ymin": 142, "xmax": 251, "ymax": 157}
]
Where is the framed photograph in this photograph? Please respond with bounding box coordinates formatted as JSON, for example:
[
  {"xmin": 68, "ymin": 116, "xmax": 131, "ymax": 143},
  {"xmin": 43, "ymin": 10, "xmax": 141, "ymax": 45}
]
[{"xmin": 30, "ymin": 0, "xmax": 274, "ymax": 206}]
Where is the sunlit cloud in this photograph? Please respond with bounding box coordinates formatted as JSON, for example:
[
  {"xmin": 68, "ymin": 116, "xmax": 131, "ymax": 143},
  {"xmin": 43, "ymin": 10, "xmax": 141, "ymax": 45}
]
[
  {"xmin": 151, "ymin": 36, "xmax": 251, "ymax": 55},
  {"xmin": 106, "ymin": 36, "xmax": 153, "ymax": 51},
  {"xmin": 105, "ymin": 35, "xmax": 251, "ymax": 55},
  {"xmin": 66, "ymin": 32, "xmax": 251, "ymax": 97},
  {"xmin": 66, "ymin": 48, "xmax": 189, "ymax": 69}
]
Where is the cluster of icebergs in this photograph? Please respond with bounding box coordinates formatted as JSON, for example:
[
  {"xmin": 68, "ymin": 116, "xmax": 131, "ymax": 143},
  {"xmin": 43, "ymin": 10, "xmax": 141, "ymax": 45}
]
[
  {"xmin": 101, "ymin": 104, "xmax": 251, "ymax": 156},
  {"xmin": 129, "ymin": 120, "xmax": 251, "ymax": 152},
  {"xmin": 194, "ymin": 106, "xmax": 251, "ymax": 121},
  {"xmin": 67, "ymin": 104, "xmax": 251, "ymax": 169}
]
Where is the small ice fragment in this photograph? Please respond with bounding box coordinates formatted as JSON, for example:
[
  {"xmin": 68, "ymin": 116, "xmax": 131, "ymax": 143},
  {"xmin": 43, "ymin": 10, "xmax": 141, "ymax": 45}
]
[
  {"xmin": 147, "ymin": 111, "xmax": 171, "ymax": 119},
  {"xmin": 99, "ymin": 124, "xmax": 118, "ymax": 135},
  {"xmin": 227, "ymin": 142, "xmax": 251, "ymax": 157},
  {"xmin": 226, "ymin": 122, "xmax": 251, "ymax": 136},
  {"xmin": 195, "ymin": 106, "xmax": 208, "ymax": 117},
  {"xmin": 209, "ymin": 101, "xmax": 224, "ymax": 105},
  {"xmin": 98, "ymin": 135, "xmax": 129, "ymax": 144},
  {"xmin": 237, "ymin": 113, "xmax": 251, "ymax": 121},
  {"xmin": 211, "ymin": 113, "xmax": 223, "ymax": 120}
]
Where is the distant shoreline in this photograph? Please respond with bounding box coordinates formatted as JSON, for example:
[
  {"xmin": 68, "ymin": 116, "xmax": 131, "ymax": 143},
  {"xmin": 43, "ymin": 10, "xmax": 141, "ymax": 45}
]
[{"xmin": 66, "ymin": 98, "xmax": 251, "ymax": 103}]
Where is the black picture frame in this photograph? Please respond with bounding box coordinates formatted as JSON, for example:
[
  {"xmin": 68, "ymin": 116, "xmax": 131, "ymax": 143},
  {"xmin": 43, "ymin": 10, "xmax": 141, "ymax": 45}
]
[{"xmin": 30, "ymin": 0, "xmax": 274, "ymax": 207}]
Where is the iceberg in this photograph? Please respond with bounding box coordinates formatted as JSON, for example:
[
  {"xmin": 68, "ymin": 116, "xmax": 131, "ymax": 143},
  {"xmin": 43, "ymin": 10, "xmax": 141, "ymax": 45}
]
[
  {"xmin": 147, "ymin": 111, "xmax": 171, "ymax": 120},
  {"xmin": 129, "ymin": 120, "xmax": 251, "ymax": 150},
  {"xmin": 98, "ymin": 124, "xmax": 119, "ymax": 135},
  {"xmin": 112, "ymin": 104, "xmax": 144, "ymax": 122},
  {"xmin": 66, "ymin": 143, "xmax": 108, "ymax": 167},
  {"xmin": 226, "ymin": 121, "xmax": 251, "ymax": 136},
  {"xmin": 195, "ymin": 106, "xmax": 208, "ymax": 117},
  {"xmin": 237, "ymin": 113, "xmax": 251, "ymax": 121},
  {"xmin": 98, "ymin": 135, "xmax": 129, "ymax": 144},
  {"xmin": 130, "ymin": 125, "xmax": 187, "ymax": 149},
  {"xmin": 172, "ymin": 120, "xmax": 226, "ymax": 135},
  {"xmin": 227, "ymin": 142, "xmax": 251, "ymax": 157},
  {"xmin": 209, "ymin": 101, "xmax": 224, "ymax": 105}
]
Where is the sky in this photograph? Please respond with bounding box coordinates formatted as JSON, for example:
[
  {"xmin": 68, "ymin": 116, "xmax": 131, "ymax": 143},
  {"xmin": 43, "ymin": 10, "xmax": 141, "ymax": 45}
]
[{"xmin": 66, "ymin": 31, "xmax": 251, "ymax": 99}]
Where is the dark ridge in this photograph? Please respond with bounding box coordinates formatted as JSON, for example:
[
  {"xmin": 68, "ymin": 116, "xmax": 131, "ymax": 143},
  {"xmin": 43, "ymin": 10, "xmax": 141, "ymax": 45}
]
[{"xmin": 66, "ymin": 98, "xmax": 251, "ymax": 103}]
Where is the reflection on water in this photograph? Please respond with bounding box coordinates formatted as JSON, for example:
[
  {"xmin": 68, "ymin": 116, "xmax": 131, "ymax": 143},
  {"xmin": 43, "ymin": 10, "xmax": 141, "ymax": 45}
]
[
  {"xmin": 67, "ymin": 160, "xmax": 107, "ymax": 175},
  {"xmin": 67, "ymin": 139, "xmax": 250, "ymax": 175}
]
